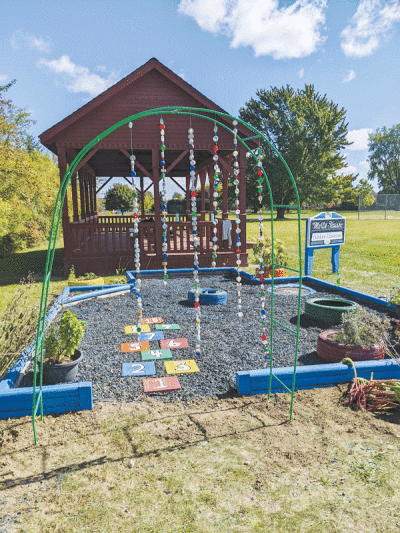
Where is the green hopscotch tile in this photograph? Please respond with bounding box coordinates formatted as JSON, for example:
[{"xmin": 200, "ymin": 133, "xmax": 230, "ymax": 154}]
[
  {"xmin": 155, "ymin": 324, "xmax": 181, "ymax": 331},
  {"xmin": 141, "ymin": 349, "xmax": 173, "ymax": 361}
]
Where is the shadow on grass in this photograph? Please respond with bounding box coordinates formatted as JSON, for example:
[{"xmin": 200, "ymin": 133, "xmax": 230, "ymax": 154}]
[{"xmin": 0, "ymin": 248, "xmax": 65, "ymax": 285}]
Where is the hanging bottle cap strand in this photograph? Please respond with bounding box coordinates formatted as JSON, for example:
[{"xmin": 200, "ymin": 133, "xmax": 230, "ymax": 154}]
[
  {"xmin": 232, "ymin": 120, "xmax": 242, "ymax": 317},
  {"xmin": 211, "ymin": 123, "xmax": 219, "ymax": 268},
  {"xmin": 129, "ymin": 121, "xmax": 142, "ymax": 332},
  {"xmin": 188, "ymin": 125, "xmax": 201, "ymax": 356},
  {"xmin": 256, "ymin": 146, "xmax": 268, "ymax": 361},
  {"xmin": 160, "ymin": 117, "xmax": 168, "ymax": 285}
]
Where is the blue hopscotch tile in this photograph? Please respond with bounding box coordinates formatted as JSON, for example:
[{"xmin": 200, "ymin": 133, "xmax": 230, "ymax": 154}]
[
  {"xmin": 122, "ymin": 361, "xmax": 155, "ymax": 377},
  {"xmin": 138, "ymin": 331, "xmax": 164, "ymax": 342}
]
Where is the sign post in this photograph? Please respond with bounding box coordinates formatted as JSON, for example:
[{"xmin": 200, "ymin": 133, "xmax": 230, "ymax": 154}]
[{"xmin": 305, "ymin": 212, "xmax": 346, "ymax": 276}]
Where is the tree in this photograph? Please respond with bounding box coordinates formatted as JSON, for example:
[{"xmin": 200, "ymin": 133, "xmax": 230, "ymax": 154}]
[
  {"xmin": 104, "ymin": 184, "xmax": 133, "ymax": 214},
  {"xmin": 239, "ymin": 85, "xmax": 352, "ymax": 219},
  {"xmin": 142, "ymin": 191, "xmax": 154, "ymax": 212},
  {"xmin": 172, "ymin": 192, "xmax": 184, "ymax": 201},
  {"xmin": 0, "ymin": 81, "xmax": 59, "ymax": 253},
  {"xmin": 368, "ymin": 124, "xmax": 400, "ymax": 193}
]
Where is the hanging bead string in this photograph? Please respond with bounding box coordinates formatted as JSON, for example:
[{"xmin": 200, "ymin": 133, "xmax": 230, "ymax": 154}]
[
  {"xmin": 211, "ymin": 123, "xmax": 220, "ymax": 268},
  {"xmin": 232, "ymin": 119, "xmax": 242, "ymax": 317},
  {"xmin": 129, "ymin": 121, "xmax": 142, "ymax": 332},
  {"xmin": 188, "ymin": 124, "xmax": 201, "ymax": 357},
  {"xmin": 256, "ymin": 146, "xmax": 268, "ymax": 361},
  {"xmin": 159, "ymin": 117, "xmax": 168, "ymax": 285}
]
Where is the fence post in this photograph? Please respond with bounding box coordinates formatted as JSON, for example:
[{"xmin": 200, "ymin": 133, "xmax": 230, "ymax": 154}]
[{"xmin": 384, "ymin": 194, "xmax": 387, "ymax": 219}]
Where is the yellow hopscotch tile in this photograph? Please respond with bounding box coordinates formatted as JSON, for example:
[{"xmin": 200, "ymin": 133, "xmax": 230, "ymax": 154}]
[
  {"xmin": 164, "ymin": 360, "xmax": 200, "ymax": 374},
  {"xmin": 124, "ymin": 324, "xmax": 150, "ymax": 334}
]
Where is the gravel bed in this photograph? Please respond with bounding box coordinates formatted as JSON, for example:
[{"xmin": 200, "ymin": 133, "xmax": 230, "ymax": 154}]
[{"xmin": 19, "ymin": 275, "xmax": 396, "ymax": 403}]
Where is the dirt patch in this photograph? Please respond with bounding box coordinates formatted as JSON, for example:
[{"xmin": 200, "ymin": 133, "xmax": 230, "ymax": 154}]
[{"xmin": 1, "ymin": 386, "xmax": 400, "ymax": 532}]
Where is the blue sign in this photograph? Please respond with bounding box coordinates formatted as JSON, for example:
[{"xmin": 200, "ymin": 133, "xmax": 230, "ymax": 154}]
[
  {"xmin": 138, "ymin": 331, "xmax": 164, "ymax": 342},
  {"xmin": 305, "ymin": 212, "xmax": 346, "ymax": 275},
  {"xmin": 121, "ymin": 361, "xmax": 155, "ymax": 377}
]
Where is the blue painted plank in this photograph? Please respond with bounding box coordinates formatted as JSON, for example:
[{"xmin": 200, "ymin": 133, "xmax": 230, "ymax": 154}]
[
  {"xmin": 0, "ymin": 382, "xmax": 92, "ymax": 419},
  {"xmin": 237, "ymin": 359, "xmax": 400, "ymax": 396}
]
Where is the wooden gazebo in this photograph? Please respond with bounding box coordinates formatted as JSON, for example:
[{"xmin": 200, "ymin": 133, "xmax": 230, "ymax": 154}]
[{"xmin": 40, "ymin": 58, "xmax": 256, "ymax": 276}]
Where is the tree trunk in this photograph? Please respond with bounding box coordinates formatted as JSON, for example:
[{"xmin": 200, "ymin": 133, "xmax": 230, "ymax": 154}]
[{"xmin": 276, "ymin": 206, "xmax": 286, "ymax": 220}]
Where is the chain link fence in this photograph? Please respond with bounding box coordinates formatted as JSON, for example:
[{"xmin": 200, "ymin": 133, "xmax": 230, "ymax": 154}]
[{"xmin": 358, "ymin": 193, "xmax": 400, "ymax": 219}]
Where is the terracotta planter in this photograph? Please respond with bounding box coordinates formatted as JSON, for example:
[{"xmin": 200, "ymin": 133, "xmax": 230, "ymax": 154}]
[
  {"xmin": 42, "ymin": 349, "xmax": 82, "ymax": 385},
  {"xmin": 256, "ymin": 268, "xmax": 287, "ymax": 278},
  {"xmin": 317, "ymin": 330, "xmax": 385, "ymax": 363}
]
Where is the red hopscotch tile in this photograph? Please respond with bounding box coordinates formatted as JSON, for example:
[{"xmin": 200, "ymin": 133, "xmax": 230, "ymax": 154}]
[
  {"xmin": 142, "ymin": 376, "xmax": 181, "ymax": 393},
  {"xmin": 159, "ymin": 338, "xmax": 189, "ymax": 350}
]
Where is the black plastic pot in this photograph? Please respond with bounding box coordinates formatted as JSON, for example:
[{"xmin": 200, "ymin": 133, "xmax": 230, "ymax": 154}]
[{"xmin": 42, "ymin": 349, "xmax": 82, "ymax": 385}]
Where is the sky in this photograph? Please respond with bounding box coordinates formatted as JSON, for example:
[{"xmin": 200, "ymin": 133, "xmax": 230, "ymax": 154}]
[{"xmin": 1, "ymin": 0, "xmax": 400, "ymax": 197}]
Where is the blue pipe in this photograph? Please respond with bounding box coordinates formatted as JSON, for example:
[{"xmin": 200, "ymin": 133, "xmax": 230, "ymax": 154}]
[{"xmin": 64, "ymin": 284, "xmax": 132, "ymax": 303}]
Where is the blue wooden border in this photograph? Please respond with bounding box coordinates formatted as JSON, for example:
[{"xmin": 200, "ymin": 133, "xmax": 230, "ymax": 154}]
[
  {"xmin": 237, "ymin": 359, "xmax": 400, "ymax": 395},
  {"xmin": 0, "ymin": 382, "xmax": 92, "ymax": 419}
]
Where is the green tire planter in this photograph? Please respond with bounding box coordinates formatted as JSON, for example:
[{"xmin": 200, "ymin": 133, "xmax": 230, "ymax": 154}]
[{"xmin": 305, "ymin": 298, "xmax": 359, "ymax": 325}]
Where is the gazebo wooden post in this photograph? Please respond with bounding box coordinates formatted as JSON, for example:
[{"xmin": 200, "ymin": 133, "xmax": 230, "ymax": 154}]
[
  {"xmin": 152, "ymin": 149, "xmax": 162, "ymax": 261},
  {"xmin": 71, "ymin": 172, "xmax": 79, "ymax": 222},
  {"xmin": 208, "ymin": 165, "xmax": 214, "ymax": 222},
  {"xmin": 221, "ymin": 167, "xmax": 229, "ymax": 220},
  {"xmin": 88, "ymin": 174, "xmax": 94, "ymax": 218},
  {"xmin": 57, "ymin": 146, "xmax": 72, "ymax": 250},
  {"xmin": 78, "ymin": 174, "xmax": 85, "ymax": 220},
  {"xmin": 93, "ymin": 175, "xmax": 98, "ymax": 216},
  {"xmin": 185, "ymin": 175, "xmax": 190, "ymax": 218},
  {"xmin": 140, "ymin": 176, "xmax": 145, "ymax": 218},
  {"xmin": 84, "ymin": 174, "xmax": 90, "ymax": 220},
  {"xmin": 239, "ymin": 146, "xmax": 247, "ymax": 253},
  {"xmin": 200, "ymin": 168, "xmax": 206, "ymax": 221}
]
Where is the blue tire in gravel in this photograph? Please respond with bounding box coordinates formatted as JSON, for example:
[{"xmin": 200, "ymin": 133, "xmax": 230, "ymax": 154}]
[{"xmin": 187, "ymin": 288, "xmax": 227, "ymax": 305}]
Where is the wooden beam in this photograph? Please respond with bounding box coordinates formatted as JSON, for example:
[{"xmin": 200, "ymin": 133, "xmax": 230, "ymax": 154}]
[
  {"xmin": 165, "ymin": 149, "xmax": 189, "ymax": 174},
  {"xmin": 75, "ymin": 148, "xmax": 99, "ymax": 173},
  {"xmin": 96, "ymin": 176, "xmax": 113, "ymax": 195},
  {"xmin": 168, "ymin": 176, "xmax": 186, "ymax": 194},
  {"xmin": 120, "ymin": 148, "xmax": 154, "ymax": 180}
]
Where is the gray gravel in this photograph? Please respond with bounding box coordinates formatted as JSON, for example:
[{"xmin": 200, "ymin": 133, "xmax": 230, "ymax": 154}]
[{"xmin": 19, "ymin": 275, "xmax": 396, "ymax": 403}]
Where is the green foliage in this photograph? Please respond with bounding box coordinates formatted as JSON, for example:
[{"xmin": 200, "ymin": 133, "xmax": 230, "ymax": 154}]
[
  {"xmin": 239, "ymin": 85, "xmax": 352, "ymax": 217},
  {"xmin": 104, "ymin": 184, "xmax": 133, "ymax": 214},
  {"xmin": 68, "ymin": 265, "xmax": 76, "ymax": 281},
  {"xmin": 0, "ymin": 274, "xmax": 39, "ymax": 379},
  {"xmin": 389, "ymin": 285, "xmax": 400, "ymax": 306},
  {"xmin": 252, "ymin": 236, "xmax": 288, "ymax": 270},
  {"xmin": 44, "ymin": 310, "xmax": 86, "ymax": 363},
  {"xmin": 0, "ymin": 81, "xmax": 59, "ymax": 252},
  {"xmin": 172, "ymin": 192, "xmax": 184, "ymax": 201},
  {"xmin": 335, "ymin": 307, "xmax": 390, "ymax": 347},
  {"xmin": 142, "ymin": 191, "xmax": 154, "ymax": 212},
  {"xmin": 77, "ymin": 272, "xmax": 98, "ymax": 280},
  {"xmin": 368, "ymin": 124, "xmax": 400, "ymax": 193}
]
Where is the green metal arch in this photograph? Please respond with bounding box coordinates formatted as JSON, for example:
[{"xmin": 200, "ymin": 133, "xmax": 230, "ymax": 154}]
[{"xmin": 32, "ymin": 107, "xmax": 303, "ymax": 443}]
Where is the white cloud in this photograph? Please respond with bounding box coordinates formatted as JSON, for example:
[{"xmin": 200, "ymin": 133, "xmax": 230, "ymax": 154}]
[
  {"xmin": 347, "ymin": 128, "xmax": 373, "ymax": 150},
  {"xmin": 337, "ymin": 164, "xmax": 358, "ymax": 176},
  {"xmin": 299, "ymin": 68, "xmax": 305, "ymax": 78},
  {"xmin": 341, "ymin": 0, "xmax": 400, "ymax": 57},
  {"xmin": 343, "ymin": 69, "xmax": 356, "ymax": 82},
  {"xmin": 37, "ymin": 55, "xmax": 119, "ymax": 97},
  {"xmin": 0, "ymin": 74, "xmax": 8, "ymax": 83},
  {"xmin": 178, "ymin": 0, "xmax": 327, "ymax": 60},
  {"xmin": 11, "ymin": 29, "xmax": 51, "ymax": 53}
]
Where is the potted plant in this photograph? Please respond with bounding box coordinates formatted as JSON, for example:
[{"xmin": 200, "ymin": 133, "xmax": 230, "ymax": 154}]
[
  {"xmin": 42, "ymin": 310, "xmax": 86, "ymax": 384},
  {"xmin": 388, "ymin": 285, "xmax": 400, "ymax": 320},
  {"xmin": 68, "ymin": 266, "xmax": 104, "ymax": 286},
  {"xmin": 317, "ymin": 306, "xmax": 395, "ymax": 363},
  {"xmin": 252, "ymin": 237, "xmax": 288, "ymax": 278}
]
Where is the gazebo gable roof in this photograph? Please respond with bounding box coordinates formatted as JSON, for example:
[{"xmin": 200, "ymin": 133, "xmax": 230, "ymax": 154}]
[{"xmin": 40, "ymin": 58, "xmax": 257, "ymax": 153}]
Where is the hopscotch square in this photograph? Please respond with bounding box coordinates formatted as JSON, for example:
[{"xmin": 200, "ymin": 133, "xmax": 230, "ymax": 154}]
[
  {"xmin": 155, "ymin": 324, "xmax": 181, "ymax": 331},
  {"xmin": 143, "ymin": 376, "xmax": 181, "ymax": 393},
  {"xmin": 124, "ymin": 324, "xmax": 150, "ymax": 334},
  {"xmin": 141, "ymin": 317, "xmax": 164, "ymax": 325},
  {"xmin": 159, "ymin": 338, "xmax": 189, "ymax": 350},
  {"xmin": 139, "ymin": 331, "xmax": 164, "ymax": 342},
  {"xmin": 141, "ymin": 349, "xmax": 173, "ymax": 361},
  {"xmin": 164, "ymin": 360, "xmax": 200, "ymax": 374},
  {"xmin": 122, "ymin": 361, "xmax": 155, "ymax": 377},
  {"xmin": 120, "ymin": 341, "xmax": 150, "ymax": 353}
]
